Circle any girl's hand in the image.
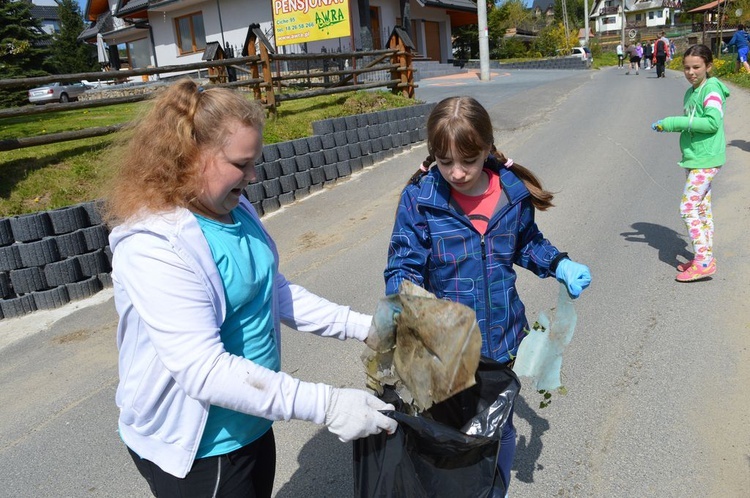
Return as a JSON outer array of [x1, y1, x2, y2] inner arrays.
[[651, 120, 664, 132], [555, 259, 592, 298]]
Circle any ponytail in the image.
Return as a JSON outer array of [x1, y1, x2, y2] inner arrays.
[[491, 146, 555, 211]]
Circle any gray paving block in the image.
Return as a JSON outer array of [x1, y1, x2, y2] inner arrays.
[[81, 225, 109, 252], [309, 166, 326, 185], [312, 119, 334, 135], [263, 178, 282, 197], [0, 294, 36, 318], [279, 174, 296, 193], [44, 257, 84, 287], [356, 114, 368, 128], [97, 273, 112, 289], [254, 164, 267, 182], [346, 129, 358, 143], [33, 286, 70, 310], [323, 163, 339, 181], [320, 134, 336, 149], [0, 272, 11, 299], [263, 161, 282, 179], [307, 135, 323, 152], [279, 157, 297, 175], [310, 151, 325, 168], [277, 142, 295, 159], [278, 191, 295, 206], [10, 266, 49, 294], [245, 182, 265, 203], [0, 244, 22, 272], [262, 144, 280, 162], [65, 275, 103, 301], [294, 171, 312, 189], [10, 212, 53, 243], [331, 117, 347, 132], [48, 205, 89, 234], [333, 131, 347, 147], [18, 237, 61, 268], [0, 218, 13, 247], [79, 200, 104, 226], [55, 230, 88, 258], [336, 161, 352, 177], [74, 249, 110, 277], [261, 197, 281, 214], [291, 138, 309, 155]]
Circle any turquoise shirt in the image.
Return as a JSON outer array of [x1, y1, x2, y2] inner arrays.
[[193, 207, 279, 458]]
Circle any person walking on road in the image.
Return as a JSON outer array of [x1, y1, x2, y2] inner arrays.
[[103, 79, 397, 497], [643, 40, 653, 70], [625, 44, 640, 74], [617, 42, 624, 67], [651, 45, 730, 282], [383, 96, 592, 494], [654, 32, 670, 78], [724, 24, 750, 73]]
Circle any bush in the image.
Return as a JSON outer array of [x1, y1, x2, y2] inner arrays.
[[494, 37, 528, 59]]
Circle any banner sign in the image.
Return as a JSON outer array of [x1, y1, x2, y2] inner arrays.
[[272, 0, 351, 46]]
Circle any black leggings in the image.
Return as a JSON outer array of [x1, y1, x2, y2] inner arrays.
[[128, 429, 276, 498]]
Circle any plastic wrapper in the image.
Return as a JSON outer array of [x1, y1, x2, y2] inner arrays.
[[512, 283, 577, 391], [363, 281, 482, 411], [353, 358, 520, 498]]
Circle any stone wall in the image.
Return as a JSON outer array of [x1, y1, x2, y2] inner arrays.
[[464, 57, 591, 70], [0, 103, 435, 320]]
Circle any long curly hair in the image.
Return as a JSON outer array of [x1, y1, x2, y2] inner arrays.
[[102, 79, 265, 226]]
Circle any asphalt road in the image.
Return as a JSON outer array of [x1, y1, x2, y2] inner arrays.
[[1, 66, 749, 497]]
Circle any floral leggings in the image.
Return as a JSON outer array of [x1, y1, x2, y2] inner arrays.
[[680, 168, 719, 262]]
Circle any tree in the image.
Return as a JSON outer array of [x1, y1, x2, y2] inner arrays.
[[553, 0, 587, 28], [0, 0, 52, 107], [533, 21, 579, 56], [488, 0, 533, 54], [48, 0, 97, 74]]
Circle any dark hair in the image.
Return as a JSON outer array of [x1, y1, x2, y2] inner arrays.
[[408, 96, 554, 211], [739, 24, 745, 31], [683, 44, 713, 65]]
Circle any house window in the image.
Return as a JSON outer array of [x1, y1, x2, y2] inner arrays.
[[649, 11, 654, 20], [175, 12, 206, 55], [657, 11, 663, 18], [635, 14, 642, 21], [603, 16, 616, 24]]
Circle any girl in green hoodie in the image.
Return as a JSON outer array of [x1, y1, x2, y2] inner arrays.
[[651, 44, 730, 282]]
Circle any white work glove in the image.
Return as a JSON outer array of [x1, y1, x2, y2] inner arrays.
[[324, 388, 397, 442]]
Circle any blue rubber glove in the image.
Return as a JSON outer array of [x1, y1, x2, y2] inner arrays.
[[555, 259, 591, 298], [651, 120, 664, 132]]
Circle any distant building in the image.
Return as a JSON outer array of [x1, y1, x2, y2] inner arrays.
[[29, 0, 62, 37], [531, 0, 555, 25]]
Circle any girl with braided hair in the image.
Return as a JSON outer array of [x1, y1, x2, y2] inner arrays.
[[385, 96, 591, 494]]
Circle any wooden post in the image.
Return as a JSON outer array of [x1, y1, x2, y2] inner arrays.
[[260, 43, 276, 116], [245, 34, 262, 101], [389, 28, 414, 99]]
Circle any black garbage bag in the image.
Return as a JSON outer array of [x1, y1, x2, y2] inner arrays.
[[353, 358, 520, 498]]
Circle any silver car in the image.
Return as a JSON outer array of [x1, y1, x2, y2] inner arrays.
[[28, 82, 88, 104]]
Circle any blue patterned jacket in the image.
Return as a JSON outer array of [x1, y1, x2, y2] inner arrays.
[[384, 160, 562, 363]]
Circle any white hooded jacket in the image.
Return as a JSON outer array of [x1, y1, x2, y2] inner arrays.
[[110, 197, 370, 478]]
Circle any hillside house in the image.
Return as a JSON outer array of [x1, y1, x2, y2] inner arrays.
[[77, 0, 477, 76]]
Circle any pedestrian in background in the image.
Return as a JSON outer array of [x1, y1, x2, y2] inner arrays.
[[651, 45, 730, 282], [655, 32, 670, 78], [625, 44, 640, 74], [384, 96, 591, 494], [724, 23, 750, 73], [643, 40, 653, 70], [617, 42, 624, 68], [104, 79, 397, 497]]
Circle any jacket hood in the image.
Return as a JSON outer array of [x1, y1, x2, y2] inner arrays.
[[707, 77, 730, 100]]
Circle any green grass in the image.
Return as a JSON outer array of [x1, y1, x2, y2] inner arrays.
[[0, 90, 417, 217]]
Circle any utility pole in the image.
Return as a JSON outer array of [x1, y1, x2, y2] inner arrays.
[[584, 0, 590, 46], [477, 0, 490, 81], [620, 0, 626, 49]]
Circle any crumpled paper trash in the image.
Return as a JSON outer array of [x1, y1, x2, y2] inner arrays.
[[363, 281, 482, 412], [512, 283, 577, 391]]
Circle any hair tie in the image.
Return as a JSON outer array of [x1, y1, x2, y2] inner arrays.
[[197, 86, 205, 93], [503, 158, 514, 168], [419, 163, 430, 172]]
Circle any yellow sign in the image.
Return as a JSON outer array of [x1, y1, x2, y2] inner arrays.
[[272, 0, 351, 46]]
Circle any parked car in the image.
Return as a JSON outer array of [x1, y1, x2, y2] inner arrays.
[[28, 82, 89, 104], [571, 46, 592, 63]]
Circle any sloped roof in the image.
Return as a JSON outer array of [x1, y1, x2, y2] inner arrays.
[[532, 0, 555, 11], [687, 0, 728, 13], [116, 0, 149, 17], [78, 11, 116, 42], [30, 5, 59, 20], [416, 0, 478, 13]]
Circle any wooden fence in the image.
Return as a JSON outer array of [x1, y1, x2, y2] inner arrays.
[[0, 26, 416, 152]]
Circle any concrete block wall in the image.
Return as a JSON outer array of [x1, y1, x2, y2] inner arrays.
[[0, 102, 436, 320], [465, 57, 590, 70]]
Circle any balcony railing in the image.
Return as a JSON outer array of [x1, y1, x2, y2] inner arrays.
[[600, 6, 619, 15]]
